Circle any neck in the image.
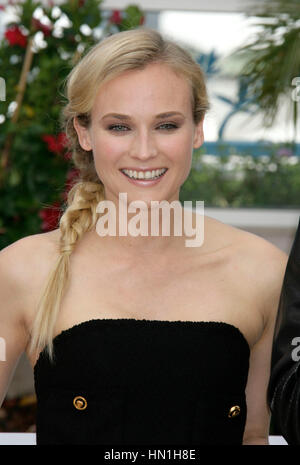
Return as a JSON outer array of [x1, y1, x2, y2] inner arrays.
[[89, 203, 203, 257]]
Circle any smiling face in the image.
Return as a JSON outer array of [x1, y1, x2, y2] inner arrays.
[[73, 62, 204, 207]]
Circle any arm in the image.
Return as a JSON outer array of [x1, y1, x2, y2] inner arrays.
[[267, 219, 300, 445], [0, 240, 31, 407], [242, 244, 288, 445], [243, 314, 278, 444]]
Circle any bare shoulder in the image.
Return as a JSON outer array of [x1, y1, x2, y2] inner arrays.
[[225, 219, 288, 281], [0, 228, 61, 277], [236, 225, 288, 323], [204, 214, 288, 266], [0, 229, 61, 323], [205, 214, 288, 318]]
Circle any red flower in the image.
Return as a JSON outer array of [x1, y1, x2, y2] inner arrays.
[[0, 5, 5, 11], [110, 10, 122, 25], [61, 168, 80, 202], [64, 151, 72, 161], [66, 167, 80, 186], [5, 25, 27, 48], [42, 132, 69, 155], [39, 201, 62, 232], [32, 18, 52, 37]]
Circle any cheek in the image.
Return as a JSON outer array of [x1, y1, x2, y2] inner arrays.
[[160, 132, 194, 163], [169, 133, 194, 182], [91, 134, 127, 165]]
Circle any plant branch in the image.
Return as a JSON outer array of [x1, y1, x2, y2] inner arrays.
[[0, 36, 34, 179]]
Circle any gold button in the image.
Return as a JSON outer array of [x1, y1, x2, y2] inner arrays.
[[228, 405, 241, 418], [73, 396, 87, 410]]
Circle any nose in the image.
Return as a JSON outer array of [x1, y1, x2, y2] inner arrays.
[[129, 128, 158, 160]]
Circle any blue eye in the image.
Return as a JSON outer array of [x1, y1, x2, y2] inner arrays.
[[108, 124, 130, 132], [107, 122, 179, 132], [157, 123, 178, 130]]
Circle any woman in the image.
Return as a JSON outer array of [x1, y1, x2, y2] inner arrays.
[[0, 28, 287, 445]]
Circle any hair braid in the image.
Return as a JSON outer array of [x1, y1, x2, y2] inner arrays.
[[29, 181, 104, 360], [60, 181, 105, 255]]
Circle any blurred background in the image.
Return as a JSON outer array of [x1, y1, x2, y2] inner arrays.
[[0, 0, 299, 435]]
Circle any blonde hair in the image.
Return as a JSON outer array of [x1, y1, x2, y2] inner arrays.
[[29, 27, 210, 360]]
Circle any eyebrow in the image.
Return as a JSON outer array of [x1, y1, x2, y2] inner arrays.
[[101, 111, 185, 120]]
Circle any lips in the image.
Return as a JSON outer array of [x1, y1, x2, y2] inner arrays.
[[121, 168, 167, 180], [120, 168, 168, 186]]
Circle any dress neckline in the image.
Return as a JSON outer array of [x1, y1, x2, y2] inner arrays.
[[33, 318, 250, 372]]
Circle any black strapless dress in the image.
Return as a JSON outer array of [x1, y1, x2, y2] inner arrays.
[[34, 319, 250, 445]]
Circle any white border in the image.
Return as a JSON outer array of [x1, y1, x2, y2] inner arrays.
[[0, 433, 288, 445], [102, 0, 259, 12]]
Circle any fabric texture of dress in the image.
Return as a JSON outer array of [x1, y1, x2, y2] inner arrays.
[[34, 318, 250, 445]]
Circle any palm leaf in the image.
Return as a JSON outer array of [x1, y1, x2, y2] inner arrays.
[[231, 0, 300, 138]]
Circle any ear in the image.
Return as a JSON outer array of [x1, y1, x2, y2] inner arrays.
[[193, 118, 204, 149], [73, 116, 92, 151]]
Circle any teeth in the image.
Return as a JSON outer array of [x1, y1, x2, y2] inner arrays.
[[122, 168, 167, 180]]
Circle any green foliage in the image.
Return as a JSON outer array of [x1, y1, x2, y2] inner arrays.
[[180, 145, 300, 208], [1, 1, 299, 252], [0, 0, 144, 249], [232, 0, 300, 135]]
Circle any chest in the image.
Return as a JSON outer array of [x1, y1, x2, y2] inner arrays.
[[27, 245, 263, 372], [57, 249, 258, 328]]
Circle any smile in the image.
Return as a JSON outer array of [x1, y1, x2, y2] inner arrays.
[[121, 168, 168, 180]]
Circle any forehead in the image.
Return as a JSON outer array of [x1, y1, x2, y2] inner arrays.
[[91, 63, 192, 117]]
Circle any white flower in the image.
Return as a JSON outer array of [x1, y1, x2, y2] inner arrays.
[[7, 101, 17, 117], [93, 27, 104, 41], [52, 6, 62, 19], [259, 155, 270, 163], [268, 163, 277, 172], [287, 156, 299, 166], [80, 24, 92, 36], [201, 154, 219, 166]]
